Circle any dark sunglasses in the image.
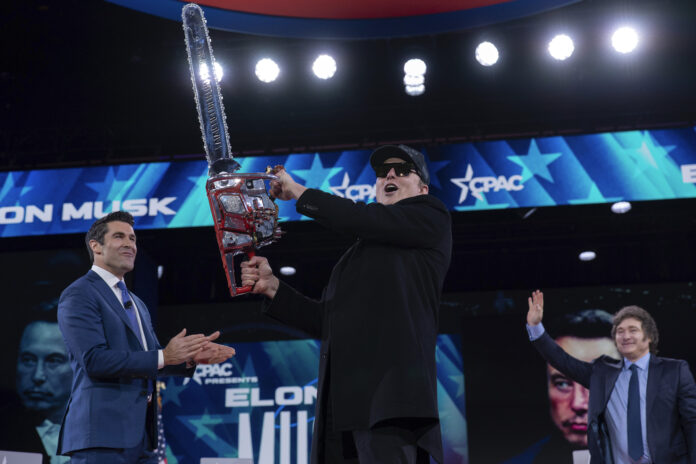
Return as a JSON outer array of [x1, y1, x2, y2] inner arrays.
[[374, 162, 418, 178]]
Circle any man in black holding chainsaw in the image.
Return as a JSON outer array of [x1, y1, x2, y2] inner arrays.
[[241, 145, 452, 463]]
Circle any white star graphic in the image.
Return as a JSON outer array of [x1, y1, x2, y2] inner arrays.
[[329, 172, 350, 197], [450, 165, 482, 202]]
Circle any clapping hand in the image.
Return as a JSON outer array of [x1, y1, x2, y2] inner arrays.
[[163, 329, 209, 366], [193, 339, 236, 364]]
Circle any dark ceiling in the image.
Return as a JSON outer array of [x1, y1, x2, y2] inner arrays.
[[3, 0, 696, 170], [1, 0, 695, 303]]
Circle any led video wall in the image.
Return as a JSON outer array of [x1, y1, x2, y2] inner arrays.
[[2, 126, 696, 238]]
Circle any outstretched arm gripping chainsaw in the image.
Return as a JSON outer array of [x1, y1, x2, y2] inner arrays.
[[183, 3, 281, 296]]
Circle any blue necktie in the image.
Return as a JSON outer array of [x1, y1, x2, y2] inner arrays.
[[116, 281, 139, 337], [627, 364, 644, 461], [116, 280, 153, 394]]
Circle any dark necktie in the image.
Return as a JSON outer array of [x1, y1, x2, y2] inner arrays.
[[627, 364, 644, 461], [116, 281, 139, 336]]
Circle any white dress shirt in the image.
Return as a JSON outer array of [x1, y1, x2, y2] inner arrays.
[[91, 265, 164, 368], [36, 419, 70, 464]]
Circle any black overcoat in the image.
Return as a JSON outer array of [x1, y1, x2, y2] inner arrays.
[[263, 188, 452, 462]]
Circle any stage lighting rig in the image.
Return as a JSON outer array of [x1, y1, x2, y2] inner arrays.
[[611, 201, 632, 214], [612, 27, 639, 54], [548, 34, 575, 61], [312, 54, 337, 79], [403, 58, 426, 96], [475, 41, 499, 66], [280, 266, 297, 276], [255, 58, 280, 83]]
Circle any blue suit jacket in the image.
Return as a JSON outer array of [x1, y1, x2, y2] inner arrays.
[[56, 270, 192, 454], [533, 332, 696, 464]]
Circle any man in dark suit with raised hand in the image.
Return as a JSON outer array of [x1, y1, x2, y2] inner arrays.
[[57, 211, 236, 464], [526, 290, 696, 464]]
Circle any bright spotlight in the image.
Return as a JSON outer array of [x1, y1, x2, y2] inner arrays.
[[405, 84, 425, 96], [611, 201, 632, 214], [404, 58, 427, 76], [279, 266, 296, 276], [403, 58, 426, 96], [475, 41, 499, 66], [255, 58, 280, 83], [403, 74, 425, 86], [548, 34, 575, 61], [579, 251, 597, 262], [612, 27, 639, 54], [312, 54, 337, 79], [200, 61, 223, 83]]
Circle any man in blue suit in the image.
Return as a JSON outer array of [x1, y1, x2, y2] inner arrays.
[[57, 211, 236, 464], [526, 290, 696, 464]]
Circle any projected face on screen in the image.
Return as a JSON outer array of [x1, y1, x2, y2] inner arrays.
[[548, 336, 618, 447], [16, 321, 72, 423]]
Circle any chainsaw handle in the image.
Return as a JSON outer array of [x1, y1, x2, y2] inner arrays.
[[233, 250, 256, 295]]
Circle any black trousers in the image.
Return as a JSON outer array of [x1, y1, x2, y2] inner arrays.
[[317, 359, 431, 463], [321, 421, 431, 464], [316, 353, 434, 463], [353, 421, 432, 464]]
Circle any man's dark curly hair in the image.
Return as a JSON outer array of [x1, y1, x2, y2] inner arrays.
[[85, 211, 135, 263]]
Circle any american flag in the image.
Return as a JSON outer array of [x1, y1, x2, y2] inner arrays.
[[156, 381, 168, 464]]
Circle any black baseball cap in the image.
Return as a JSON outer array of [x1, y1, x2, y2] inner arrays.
[[369, 144, 430, 185]]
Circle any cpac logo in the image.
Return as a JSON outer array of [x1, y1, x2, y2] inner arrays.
[[330, 173, 376, 201], [450, 165, 523, 202], [182, 363, 254, 385]]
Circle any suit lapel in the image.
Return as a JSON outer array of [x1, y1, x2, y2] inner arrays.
[[604, 362, 622, 407], [646, 355, 661, 418], [87, 270, 143, 346]]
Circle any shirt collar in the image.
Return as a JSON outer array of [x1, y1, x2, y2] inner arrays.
[[624, 352, 651, 371], [35, 418, 59, 436], [91, 264, 124, 289]]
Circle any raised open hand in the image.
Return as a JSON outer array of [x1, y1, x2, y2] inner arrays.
[[527, 290, 544, 326]]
